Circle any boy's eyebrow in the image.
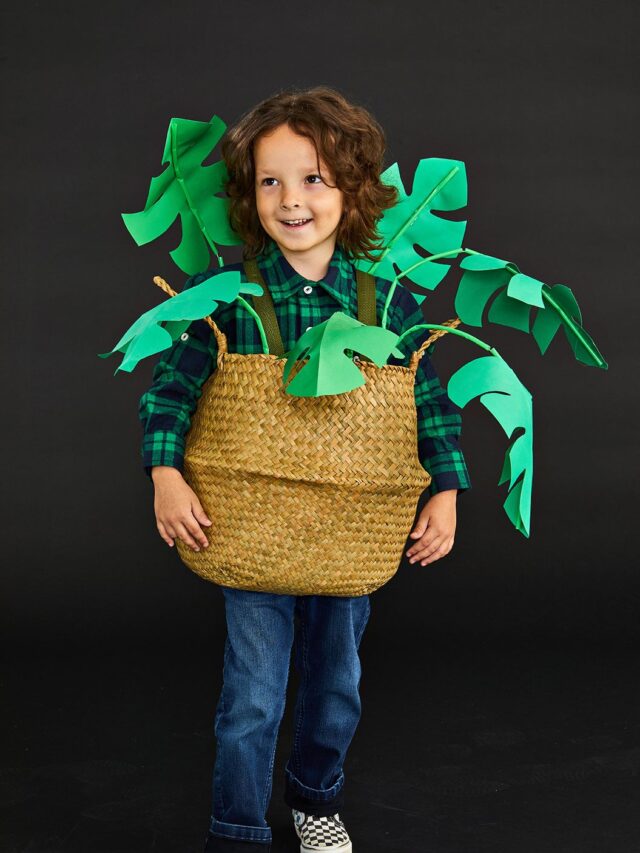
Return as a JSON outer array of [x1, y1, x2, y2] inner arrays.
[[256, 165, 321, 175]]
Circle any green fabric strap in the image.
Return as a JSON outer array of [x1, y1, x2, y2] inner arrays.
[[243, 258, 378, 357]]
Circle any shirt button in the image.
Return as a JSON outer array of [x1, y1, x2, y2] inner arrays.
[[305, 326, 312, 332], [180, 332, 189, 341], [303, 285, 313, 295]]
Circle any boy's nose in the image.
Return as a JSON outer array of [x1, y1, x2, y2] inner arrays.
[[280, 192, 302, 207]]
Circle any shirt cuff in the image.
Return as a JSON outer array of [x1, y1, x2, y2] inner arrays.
[[420, 455, 472, 498], [142, 431, 185, 478]]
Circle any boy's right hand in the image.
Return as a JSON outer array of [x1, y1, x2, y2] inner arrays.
[[151, 466, 212, 552]]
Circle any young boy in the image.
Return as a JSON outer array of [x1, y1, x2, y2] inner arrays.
[[140, 87, 470, 853]]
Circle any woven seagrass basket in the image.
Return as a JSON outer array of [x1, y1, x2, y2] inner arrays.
[[156, 262, 457, 596]]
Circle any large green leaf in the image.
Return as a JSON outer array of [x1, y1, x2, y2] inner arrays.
[[454, 253, 607, 368], [121, 115, 242, 276], [356, 158, 468, 303], [281, 313, 404, 397], [447, 355, 533, 537], [99, 271, 262, 373]]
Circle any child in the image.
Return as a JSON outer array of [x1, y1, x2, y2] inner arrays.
[[139, 86, 471, 853]]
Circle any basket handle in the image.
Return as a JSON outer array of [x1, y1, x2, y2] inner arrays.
[[408, 317, 461, 372], [152, 276, 228, 357]]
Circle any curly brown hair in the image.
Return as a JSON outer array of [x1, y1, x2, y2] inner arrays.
[[220, 85, 398, 262]]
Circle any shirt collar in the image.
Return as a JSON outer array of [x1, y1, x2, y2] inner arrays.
[[255, 236, 356, 313]]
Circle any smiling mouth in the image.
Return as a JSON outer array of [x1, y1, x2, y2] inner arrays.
[[280, 218, 313, 229]]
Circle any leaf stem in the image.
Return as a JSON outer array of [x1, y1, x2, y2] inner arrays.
[[381, 246, 483, 329], [236, 296, 270, 353], [394, 322, 502, 360]]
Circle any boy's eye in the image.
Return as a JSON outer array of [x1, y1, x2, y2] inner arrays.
[[260, 175, 323, 186]]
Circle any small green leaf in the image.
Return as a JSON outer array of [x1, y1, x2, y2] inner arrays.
[[100, 271, 262, 373], [487, 289, 531, 332], [459, 253, 511, 272], [535, 284, 607, 368], [507, 273, 545, 307], [455, 268, 511, 326], [282, 312, 404, 397], [447, 355, 533, 537]]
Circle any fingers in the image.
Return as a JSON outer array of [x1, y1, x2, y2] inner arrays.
[[408, 535, 454, 566], [157, 514, 210, 551], [157, 521, 175, 548], [421, 537, 454, 565], [192, 500, 212, 527], [408, 533, 444, 563], [409, 517, 428, 539], [407, 525, 438, 559]]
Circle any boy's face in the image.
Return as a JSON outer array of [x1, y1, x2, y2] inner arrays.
[[254, 123, 344, 260]]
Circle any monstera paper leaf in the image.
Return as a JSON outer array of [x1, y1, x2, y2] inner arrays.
[[447, 354, 533, 537], [121, 115, 242, 276], [455, 253, 607, 368], [99, 271, 262, 373], [281, 313, 404, 397], [356, 158, 468, 302]]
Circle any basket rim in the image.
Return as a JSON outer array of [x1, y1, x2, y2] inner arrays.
[[217, 350, 416, 375]]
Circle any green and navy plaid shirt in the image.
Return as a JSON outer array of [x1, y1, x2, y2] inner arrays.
[[139, 237, 471, 497]]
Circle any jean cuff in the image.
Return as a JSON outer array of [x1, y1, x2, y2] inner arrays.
[[208, 817, 272, 844], [283, 763, 345, 816]]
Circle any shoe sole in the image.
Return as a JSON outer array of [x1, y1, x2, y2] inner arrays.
[[299, 841, 352, 853]]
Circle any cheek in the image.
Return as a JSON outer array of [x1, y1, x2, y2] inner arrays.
[[254, 192, 273, 220], [314, 191, 343, 219]]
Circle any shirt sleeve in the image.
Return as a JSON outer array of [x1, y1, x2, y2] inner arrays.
[[385, 283, 472, 497], [138, 271, 219, 478]]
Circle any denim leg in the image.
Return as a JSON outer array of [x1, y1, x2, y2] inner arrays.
[[283, 594, 371, 816], [209, 587, 296, 845]]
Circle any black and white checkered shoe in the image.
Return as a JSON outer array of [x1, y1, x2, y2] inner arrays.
[[292, 808, 352, 852]]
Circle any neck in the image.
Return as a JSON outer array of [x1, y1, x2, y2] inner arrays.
[[276, 236, 337, 282]]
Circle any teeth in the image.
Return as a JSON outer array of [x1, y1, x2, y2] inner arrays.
[[283, 219, 310, 224]]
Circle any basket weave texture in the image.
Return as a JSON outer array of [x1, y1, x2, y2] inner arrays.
[[159, 268, 456, 596]]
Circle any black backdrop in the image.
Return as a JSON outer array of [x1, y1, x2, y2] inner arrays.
[[3, 0, 638, 656]]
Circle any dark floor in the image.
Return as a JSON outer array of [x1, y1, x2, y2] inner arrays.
[[3, 640, 639, 853]]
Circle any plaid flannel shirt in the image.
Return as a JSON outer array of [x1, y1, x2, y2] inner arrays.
[[139, 237, 471, 497]]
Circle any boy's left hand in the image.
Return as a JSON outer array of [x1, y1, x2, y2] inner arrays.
[[406, 489, 457, 566]]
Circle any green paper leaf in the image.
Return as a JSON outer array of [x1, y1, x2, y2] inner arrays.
[[99, 271, 262, 373], [357, 158, 468, 302], [454, 253, 607, 369], [459, 252, 512, 272], [447, 355, 533, 537], [455, 254, 518, 327], [487, 289, 531, 332], [507, 273, 545, 307], [455, 268, 511, 326], [121, 115, 242, 275], [533, 284, 606, 367], [282, 312, 404, 397]]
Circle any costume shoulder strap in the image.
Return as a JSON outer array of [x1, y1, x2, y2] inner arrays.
[[355, 268, 378, 364], [244, 258, 285, 357], [355, 268, 378, 327]]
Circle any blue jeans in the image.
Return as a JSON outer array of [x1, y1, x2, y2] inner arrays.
[[207, 586, 371, 848]]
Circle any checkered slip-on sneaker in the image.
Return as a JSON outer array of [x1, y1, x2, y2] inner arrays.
[[292, 808, 352, 852]]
